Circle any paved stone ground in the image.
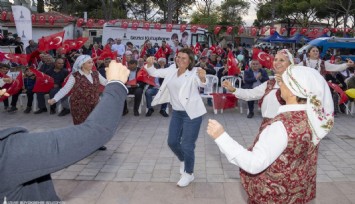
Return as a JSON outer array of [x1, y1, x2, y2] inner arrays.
[[1, 100, 355, 203]]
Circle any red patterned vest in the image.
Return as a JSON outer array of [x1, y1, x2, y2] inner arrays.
[[240, 111, 318, 204], [70, 71, 100, 125], [258, 79, 285, 108]]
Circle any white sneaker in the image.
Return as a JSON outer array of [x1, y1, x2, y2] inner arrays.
[[177, 172, 194, 187], [180, 162, 185, 175]]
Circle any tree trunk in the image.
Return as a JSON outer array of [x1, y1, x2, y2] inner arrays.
[[37, 0, 44, 13], [166, 0, 177, 23]]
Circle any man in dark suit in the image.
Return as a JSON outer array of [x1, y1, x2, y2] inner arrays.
[[0, 61, 130, 202], [243, 59, 269, 118]]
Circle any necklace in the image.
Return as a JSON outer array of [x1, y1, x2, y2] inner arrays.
[[307, 58, 320, 70]]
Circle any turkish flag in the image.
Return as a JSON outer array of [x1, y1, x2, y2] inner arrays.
[[300, 28, 308, 35], [1, 11, 7, 21], [154, 47, 166, 59], [137, 68, 156, 86], [121, 20, 129, 29], [29, 68, 55, 93], [126, 79, 137, 86], [121, 54, 127, 66], [0, 71, 23, 102], [323, 27, 330, 34], [38, 31, 65, 51], [63, 39, 77, 51], [261, 27, 267, 35], [99, 49, 117, 60], [143, 22, 150, 30], [39, 15, 45, 24], [270, 27, 276, 35], [214, 26, 221, 35], [86, 19, 94, 27], [108, 19, 118, 24], [209, 44, 216, 54], [227, 51, 240, 76], [77, 18, 84, 27], [200, 48, 208, 58], [28, 50, 41, 66], [74, 37, 89, 50], [238, 27, 245, 35], [48, 15, 55, 25], [211, 93, 237, 110], [257, 50, 274, 69], [91, 47, 103, 62], [4, 53, 29, 65], [251, 27, 257, 36], [154, 23, 162, 30], [166, 23, 173, 32], [132, 21, 139, 30], [290, 27, 297, 36], [180, 24, 187, 33], [140, 44, 147, 58], [280, 27, 287, 35], [331, 28, 338, 33], [98, 19, 106, 26], [31, 14, 36, 23], [194, 42, 201, 55], [191, 25, 198, 33], [345, 28, 351, 33], [226, 26, 233, 35], [327, 82, 348, 104], [215, 46, 224, 56]]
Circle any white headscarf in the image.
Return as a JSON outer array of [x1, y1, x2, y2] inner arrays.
[[282, 65, 334, 145], [72, 55, 92, 73]]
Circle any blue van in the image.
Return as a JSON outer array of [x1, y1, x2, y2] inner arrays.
[[297, 37, 355, 61]]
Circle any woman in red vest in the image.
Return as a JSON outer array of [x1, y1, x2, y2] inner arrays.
[[207, 65, 334, 203]]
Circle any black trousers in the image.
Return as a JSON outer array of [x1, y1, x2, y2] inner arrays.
[[124, 87, 143, 111]]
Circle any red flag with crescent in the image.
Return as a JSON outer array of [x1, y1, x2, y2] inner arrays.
[[327, 82, 348, 104], [38, 31, 65, 51], [227, 51, 240, 76], [121, 20, 129, 29], [211, 93, 237, 110], [323, 28, 330, 34], [143, 22, 150, 30], [76, 18, 84, 27], [1, 11, 7, 21], [290, 27, 297, 36], [166, 23, 173, 32], [4, 53, 29, 65], [191, 25, 198, 33], [300, 28, 308, 35], [137, 67, 156, 86], [214, 26, 222, 35], [194, 42, 201, 55], [98, 19, 106, 26], [251, 27, 257, 36], [48, 15, 55, 25], [30, 68, 55, 93], [86, 19, 94, 28], [154, 23, 162, 30], [0, 71, 23, 102], [280, 27, 287, 35], [180, 24, 187, 33], [226, 26, 233, 35], [132, 21, 139, 30], [39, 15, 45, 24]]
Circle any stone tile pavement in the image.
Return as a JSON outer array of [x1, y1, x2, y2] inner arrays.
[[1, 102, 355, 203]]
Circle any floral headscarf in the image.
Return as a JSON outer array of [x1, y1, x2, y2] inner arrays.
[[277, 49, 294, 65], [72, 55, 92, 73], [282, 65, 334, 145]]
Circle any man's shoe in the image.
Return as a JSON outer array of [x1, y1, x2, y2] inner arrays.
[[4, 106, 8, 112], [98, 146, 107, 151], [134, 110, 139, 116], [8, 107, 18, 113], [58, 108, 70, 116], [24, 107, 31, 114], [177, 172, 194, 187], [146, 108, 154, 117], [34, 108, 47, 114], [122, 109, 129, 116], [159, 110, 169, 117], [50, 109, 56, 115], [247, 112, 254, 118]]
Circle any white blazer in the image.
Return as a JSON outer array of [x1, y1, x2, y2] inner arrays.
[[145, 64, 207, 119]]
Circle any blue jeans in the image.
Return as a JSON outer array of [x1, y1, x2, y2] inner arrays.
[[145, 87, 167, 110], [168, 110, 203, 174]]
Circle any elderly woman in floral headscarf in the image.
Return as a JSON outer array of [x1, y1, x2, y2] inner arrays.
[[223, 49, 294, 126], [49, 55, 107, 125], [208, 65, 334, 203]]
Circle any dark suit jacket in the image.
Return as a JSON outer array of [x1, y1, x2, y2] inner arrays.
[[0, 82, 127, 201], [243, 68, 269, 89]]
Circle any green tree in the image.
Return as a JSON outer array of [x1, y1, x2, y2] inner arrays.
[[37, 0, 45, 13]]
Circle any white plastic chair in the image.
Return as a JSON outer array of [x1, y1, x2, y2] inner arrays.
[[214, 67, 223, 76], [220, 76, 242, 113], [201, 74, 219, 114]]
